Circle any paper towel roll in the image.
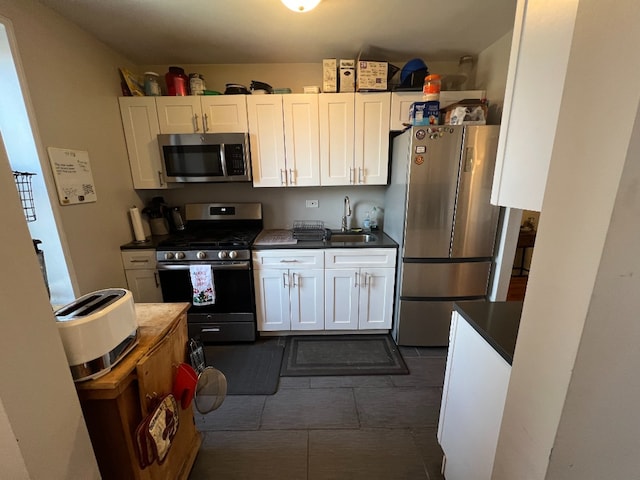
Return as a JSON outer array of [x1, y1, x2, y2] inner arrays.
[[129, 206, 146, 242]]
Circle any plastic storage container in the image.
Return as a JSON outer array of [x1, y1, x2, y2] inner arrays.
[[423, 74, 441, 101], [189, 73, 206, 95], [144, 72, 161, 96], [165, 67, 188, 96]]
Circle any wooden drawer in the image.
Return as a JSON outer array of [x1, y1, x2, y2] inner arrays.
[[121, 249, 157, 270], [325, 248, 397, 268], [252, 249, 324, 269]]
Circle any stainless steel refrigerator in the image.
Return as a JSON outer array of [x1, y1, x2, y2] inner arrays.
[[384, 125, 501, 346]]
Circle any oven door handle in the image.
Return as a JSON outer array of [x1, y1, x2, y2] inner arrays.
[[156, 262, 250, 271]]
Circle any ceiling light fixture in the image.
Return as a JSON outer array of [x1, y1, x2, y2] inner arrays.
[[281, 0, 321, 13]]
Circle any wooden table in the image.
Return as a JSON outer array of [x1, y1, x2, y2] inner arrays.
[[76, 303, 201, 480], [513, 230, 536, 276]]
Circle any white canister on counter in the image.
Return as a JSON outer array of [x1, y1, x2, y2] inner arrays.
[[189, 74, 206, 95]]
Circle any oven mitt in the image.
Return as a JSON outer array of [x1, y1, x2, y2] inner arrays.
[[134, 394, 179, 468]]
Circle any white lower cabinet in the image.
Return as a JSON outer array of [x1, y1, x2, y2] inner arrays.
[[437, 311, 511, 480], [252, 250, 324, 331], [324, 249, 396, 330], [120, 250, 162, 303], [253, 248, 396, 332]]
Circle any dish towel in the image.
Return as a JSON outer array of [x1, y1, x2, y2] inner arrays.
[[190, 265, 216, 306]]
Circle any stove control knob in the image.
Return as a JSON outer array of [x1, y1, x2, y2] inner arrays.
[[175, 251, 185, 260], [228, 250, 238, 259], [218, 251, 228, 259], [164, 252, 175, 260], [196, 251, 207, 260]]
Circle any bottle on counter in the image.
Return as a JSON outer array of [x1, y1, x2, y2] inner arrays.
[[370, 207, 378, 230], [165, 66, 188, 96], [144, 72, 161, 96], [189, 73, 206, 95]]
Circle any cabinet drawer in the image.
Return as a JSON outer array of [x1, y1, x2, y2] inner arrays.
[[325, 248, 397, 268], [121, 249, 157, 270], [252, 249, 324, 269]]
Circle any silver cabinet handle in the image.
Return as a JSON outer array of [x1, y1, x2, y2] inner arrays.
[[292, 272, 298, 287], [363, 272, 369, 286], [283, 272, 289, 288], [349, 167, 355, 184], [203, 113, 209, 132], [289, 168, 294, 185], [359, 167, 364, 184], [354, 271, 359, 287], [279, 259, 299, 263], [130, 259, 149, 263], [157, 170, 164, 186], [153, 272, 160, 288], [280, 169, 286, 185], [193, 113, 200, 132]]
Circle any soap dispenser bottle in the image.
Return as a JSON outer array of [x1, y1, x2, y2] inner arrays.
[[370, 207, 378, 230], [363, 212, 371, 231]]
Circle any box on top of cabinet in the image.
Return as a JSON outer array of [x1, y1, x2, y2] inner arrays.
[[356, 60, 388, 91], [339, 59, 355, 92], [323, 58, 338, 93]]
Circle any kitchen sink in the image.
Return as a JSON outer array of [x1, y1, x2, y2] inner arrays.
[[328, 233, 377, 243]]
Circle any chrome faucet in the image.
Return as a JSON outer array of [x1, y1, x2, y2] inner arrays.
[[341, 196, 351, 232]]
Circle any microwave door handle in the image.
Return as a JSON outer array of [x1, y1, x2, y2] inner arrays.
[[220, 145, 228, 177]]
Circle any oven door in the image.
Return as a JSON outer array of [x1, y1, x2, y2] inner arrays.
[[157, 261, 256, 342]]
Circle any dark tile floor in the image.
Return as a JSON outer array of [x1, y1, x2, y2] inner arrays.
[[189, 345, 447, 480]]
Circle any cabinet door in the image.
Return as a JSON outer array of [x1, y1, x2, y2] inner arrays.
[[254, 269, 290, 331], [437, 311, 511, 480], [490, 0, 578, 210], [324, 268, 359, 330], [124, 269, 163, 303], [282, 94, 320, 186], [156, 96, 203, 133], [354, 92, 391, 185], [247, 95, 287, 187], [118, 97, 166, 189], [289, 269, 324, 330], [319, 93, 355, 185], [390, 92, 423, 131], [358, 267, 394, 329], [200, 96, 248, 133]]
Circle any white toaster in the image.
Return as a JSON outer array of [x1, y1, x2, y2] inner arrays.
[[55, 288, 138, 382]]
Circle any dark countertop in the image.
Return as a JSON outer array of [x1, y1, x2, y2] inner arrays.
[[453, 301, 523, 365], [252, 229, 398, 250], [120, 235, 170, 250]]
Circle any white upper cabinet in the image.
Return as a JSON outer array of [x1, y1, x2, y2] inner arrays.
[[118, 97, 167, 189], [491, 0, 579, 211], [319, 93, 355, 185], [354, 92, 391, 185], [156, 95, 248, 134], [390, 90, 487, 131], [248, 94, 320, 187], [319, 92, 391, 186], [156, 96, 203, 133]]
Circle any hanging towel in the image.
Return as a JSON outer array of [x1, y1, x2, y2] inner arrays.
[[190, 265, 216, 306]]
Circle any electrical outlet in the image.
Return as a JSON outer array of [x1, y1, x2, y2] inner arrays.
[[306, 199, 319, 208]]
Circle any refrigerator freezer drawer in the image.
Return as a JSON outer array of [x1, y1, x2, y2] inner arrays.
[[400, 261, 491, 297]]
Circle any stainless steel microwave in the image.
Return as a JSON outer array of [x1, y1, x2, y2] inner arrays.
[[157, 133, 251, 183]]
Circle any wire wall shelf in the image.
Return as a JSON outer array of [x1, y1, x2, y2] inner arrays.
[[13, 171, 37, 222]]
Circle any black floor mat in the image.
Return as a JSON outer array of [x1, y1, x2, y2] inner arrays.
[[203, 337, 285, 395], [280, 334, 409, 377]]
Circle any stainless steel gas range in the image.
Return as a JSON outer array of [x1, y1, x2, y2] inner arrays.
[[155, 203, 263, 343]]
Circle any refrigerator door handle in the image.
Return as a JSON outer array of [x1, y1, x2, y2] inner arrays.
[[463, 146, 474, 172]]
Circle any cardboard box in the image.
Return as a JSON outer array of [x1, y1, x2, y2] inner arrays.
[[323, 59, 337, 93], [441, 99, 488, 125], [339, 59, 355, 92], [356, 60, 388, 91], [409, 101, 440, 126]]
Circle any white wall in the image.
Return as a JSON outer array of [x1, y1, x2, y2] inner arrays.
[[492, 0, 640, 478], [0, 133, 99, 479], [0, 0, 144, 297], [476, 31, 513, 125]]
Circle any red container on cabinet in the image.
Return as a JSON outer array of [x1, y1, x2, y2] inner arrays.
[[165, 66, 188, 96]]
